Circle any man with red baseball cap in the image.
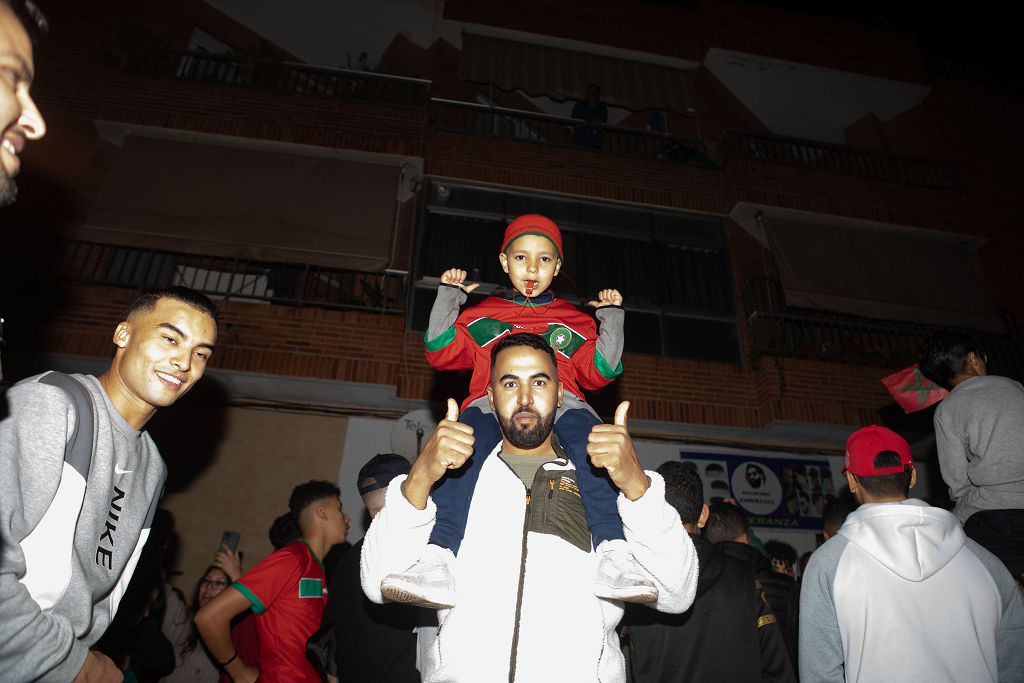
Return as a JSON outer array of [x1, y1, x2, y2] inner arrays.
[[799, 425, 1024, 682]]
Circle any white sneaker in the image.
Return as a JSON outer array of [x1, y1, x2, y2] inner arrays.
[[381, 545, 457, 609], [594, 539, 658, 603]]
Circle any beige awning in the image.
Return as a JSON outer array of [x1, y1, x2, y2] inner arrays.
[[80, 134, 405, 272], [459, 32, 697, 114], [762, 214, 1002, 332]]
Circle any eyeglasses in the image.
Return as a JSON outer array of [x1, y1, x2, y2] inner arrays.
[[200, 579, 229, 590]]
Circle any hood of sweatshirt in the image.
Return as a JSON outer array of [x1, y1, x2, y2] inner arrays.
[[837, 499, 965, 581]]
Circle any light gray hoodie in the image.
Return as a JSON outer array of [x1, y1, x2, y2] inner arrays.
[[799, 499, 1024, 683], [0, 373, 166, 681]]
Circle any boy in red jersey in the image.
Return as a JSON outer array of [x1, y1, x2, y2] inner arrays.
[[196, 481, 350, 683], [381, 214, 655, 607]]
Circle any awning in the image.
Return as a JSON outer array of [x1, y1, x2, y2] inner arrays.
[[730, 203, 1002, 332], [81, 133, 407, 272], [459, 32, 697, 114]]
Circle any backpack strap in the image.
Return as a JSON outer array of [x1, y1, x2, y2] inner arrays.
[[38, 372, 95, 481]]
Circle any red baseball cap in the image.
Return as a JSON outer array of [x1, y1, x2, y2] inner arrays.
[[843, 425, 914, 476], [501, 214, 563, 260]]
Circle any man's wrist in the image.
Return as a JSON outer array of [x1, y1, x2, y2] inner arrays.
[[401, 469, 433, 510], [620, 473, 652, 502]]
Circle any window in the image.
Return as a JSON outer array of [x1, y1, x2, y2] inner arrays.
[[413, 181, 740, 363]]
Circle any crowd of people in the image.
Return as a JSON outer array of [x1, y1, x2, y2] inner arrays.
[[2, 2, 1024, 681]]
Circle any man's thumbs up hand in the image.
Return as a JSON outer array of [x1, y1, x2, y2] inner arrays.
[[587, 401, 650, 501], [402, 399, 475, 510]]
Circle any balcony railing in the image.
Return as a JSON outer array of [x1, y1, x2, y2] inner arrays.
[[723, 130, 964, 192], [124, 49, 432, 109], [744, 277, 1024, 381], [926, 57, 1024, 90], [57, 241, 407, 314], [430, 98, 712, 167]]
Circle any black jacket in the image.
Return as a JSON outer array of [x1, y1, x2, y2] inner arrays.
[[309, 539, 423, 683], [717, 540, 800, 673], [625, 535, 795, 683]]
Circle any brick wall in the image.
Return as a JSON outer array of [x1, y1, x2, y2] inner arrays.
[[14, 0, 1024, 432]]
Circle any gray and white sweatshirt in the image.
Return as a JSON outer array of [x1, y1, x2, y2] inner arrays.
[[933, 375, 1024, 522], [0, 372, 166, 681], [799, 499, 1024, 683]]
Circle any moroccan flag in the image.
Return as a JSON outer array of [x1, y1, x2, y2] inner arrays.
[[882, 364, 949, 413]]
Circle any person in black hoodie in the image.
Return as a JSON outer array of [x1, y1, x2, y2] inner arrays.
[[625, 462, 794, 683], [704, 501, 800, 675]]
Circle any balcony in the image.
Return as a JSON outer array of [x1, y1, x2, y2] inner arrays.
[[744, 277, 1024, 381], [925, 58, 1024, 90], [429, 98, 713, 168], [57, 241, 407, 314], [123, 49, 432, 109], [723, 130, 964, 192]]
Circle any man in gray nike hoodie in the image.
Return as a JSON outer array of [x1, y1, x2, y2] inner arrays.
[[0, 287, 219, 682], [799, 425, 1024, 683]]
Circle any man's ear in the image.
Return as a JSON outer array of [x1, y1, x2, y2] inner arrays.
[[697, 503, 710, 529], [499, 252, 509, 274], [554, 258, 562, 276], [845, 471, 858, 495], [112, 321, 130, 349], [557, 381, 564, 408], [910, 467, 917, 490], [486, 384, 495, 412]]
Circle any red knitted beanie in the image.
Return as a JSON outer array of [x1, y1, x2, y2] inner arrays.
[[501, 214, 563, 260]]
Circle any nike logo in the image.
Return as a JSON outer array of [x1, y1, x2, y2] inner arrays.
[[114, 464, 133, 475]]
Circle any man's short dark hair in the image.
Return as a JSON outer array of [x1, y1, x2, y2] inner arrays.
[[918, 330, 979, 390], [822, 499, 850, 537], [268, 511, 301, 549], [657, 460, 703, 526], [288, 480, 341, 516], [122, 286, 222, 325], [490, 332, 556, 371], [3, 0, 48, 41], [765, 540, 797, 569], [704, 502, 750, 544], [853, 451, 913, 499]]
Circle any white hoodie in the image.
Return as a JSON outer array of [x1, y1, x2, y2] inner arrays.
[[361, 446, 698, 682], [799, 499, 1024, 683]]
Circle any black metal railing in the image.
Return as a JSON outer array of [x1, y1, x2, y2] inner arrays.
[[723, 130, 963, 191], [744, 277, 1024, 380], [57, 241, 407, 314], [925, 57, 1024, 90], [125, 49, 432, 109], [430, 98, 710, 166]]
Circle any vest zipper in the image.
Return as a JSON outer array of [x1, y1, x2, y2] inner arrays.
[[508, 492, 531, 682]]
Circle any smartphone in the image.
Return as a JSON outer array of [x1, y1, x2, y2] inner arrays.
[[218, 530, 241, 555]]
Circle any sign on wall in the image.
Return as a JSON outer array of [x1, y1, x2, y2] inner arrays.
[[681, 451, 839, 530]]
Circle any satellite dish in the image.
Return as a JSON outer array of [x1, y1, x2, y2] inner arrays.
[[390, 409, 437, 460]]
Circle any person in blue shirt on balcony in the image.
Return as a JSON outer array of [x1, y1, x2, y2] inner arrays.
[[571, 83, 607, 149]]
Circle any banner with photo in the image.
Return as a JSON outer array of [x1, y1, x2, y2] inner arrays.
[[681, 451, 838, 530]]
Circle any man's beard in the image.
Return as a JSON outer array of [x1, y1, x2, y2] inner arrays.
[[497, 406, 556, 450], [0, 170, 16, 207]]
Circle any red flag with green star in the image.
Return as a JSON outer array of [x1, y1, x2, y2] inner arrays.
[[881, 364, 949, 413]]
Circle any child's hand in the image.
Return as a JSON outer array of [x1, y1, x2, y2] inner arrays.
[[587, 289, 623, 308], [441, 268, 480, 294]]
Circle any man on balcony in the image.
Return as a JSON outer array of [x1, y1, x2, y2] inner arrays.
[[572, 83, 607, 149]]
